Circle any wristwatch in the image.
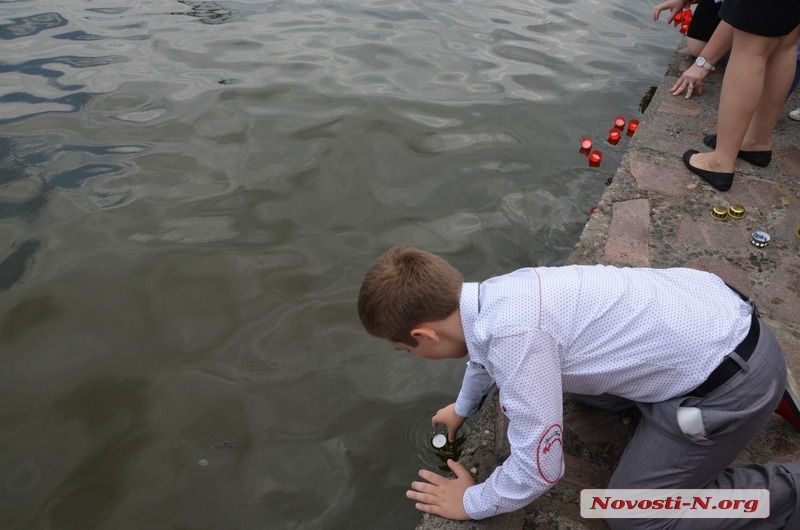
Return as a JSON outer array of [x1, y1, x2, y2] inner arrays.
[[695, 57, 715, 71]]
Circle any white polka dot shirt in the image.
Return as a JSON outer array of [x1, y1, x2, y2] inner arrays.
[[455, 264, 752, 520]]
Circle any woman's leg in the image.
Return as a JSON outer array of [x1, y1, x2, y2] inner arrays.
[[742, 26, 800, 150], [687, 28, 779, 173]]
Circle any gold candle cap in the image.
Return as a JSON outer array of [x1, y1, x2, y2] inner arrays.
[[728, 204, 745, 219], [711, 205, 728, 221]]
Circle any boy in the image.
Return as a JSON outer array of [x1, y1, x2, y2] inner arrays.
[[357, 246, 800, 529]]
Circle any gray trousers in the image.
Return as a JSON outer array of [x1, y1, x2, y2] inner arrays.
[[573, 317, 800, 530]]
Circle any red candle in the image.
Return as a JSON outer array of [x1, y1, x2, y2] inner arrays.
[[614, 116, 625, 129], [589, 150, 602, 164], [680, 23, 689, 34], [627, 119, 640, 134], [608, 128, 621, 142], [580, 137, 592, 151]]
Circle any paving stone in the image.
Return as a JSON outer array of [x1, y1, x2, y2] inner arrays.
[[656, 97, 701, 117], [724, 178, 780, 209], [603, 199, 650, 267], [682, 257, 751, 296], [628, 155, 690, 198], [764, 255, 800, 325], [774, 146, 800, 181], [675, 217, 750, 248]]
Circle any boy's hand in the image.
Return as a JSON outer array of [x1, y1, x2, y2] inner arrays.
[[407, 459, 474, 520], [432, 403, 465, 442]]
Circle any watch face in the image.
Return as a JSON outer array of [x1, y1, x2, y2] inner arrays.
[[695, 57, 713, 70]]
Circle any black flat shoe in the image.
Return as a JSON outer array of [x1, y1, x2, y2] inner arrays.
[[683, 149, 734, 192], [703, 134, 771, 167]]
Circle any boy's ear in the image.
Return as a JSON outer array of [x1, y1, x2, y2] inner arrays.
[[410, 326, 439, 343]]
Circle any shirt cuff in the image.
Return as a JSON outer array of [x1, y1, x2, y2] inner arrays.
[[463, 483, 498, 520], [454, 399, 475, 418]]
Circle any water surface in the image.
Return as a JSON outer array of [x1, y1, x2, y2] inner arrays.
[[0, 1, 681, 528]]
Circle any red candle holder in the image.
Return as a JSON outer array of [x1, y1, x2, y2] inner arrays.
[[614, 116, 625, 129], [680, 22, 689, 34], [589, 150, 602, 166], [679, 4, 692, 27], [627, 119, 639, 136], [580, 137, 592, 154], [608, 128, 621, 144]]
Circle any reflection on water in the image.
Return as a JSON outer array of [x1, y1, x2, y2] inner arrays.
[[0, 0, 681, 528], [0, 12, 68, 40], [175, 1, 237, 25]]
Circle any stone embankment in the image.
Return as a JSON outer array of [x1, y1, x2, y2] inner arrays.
[[416, 39, 800, 530]]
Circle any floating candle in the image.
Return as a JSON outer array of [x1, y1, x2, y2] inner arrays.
[[608, 128, 621, 142], [614, 116, 625, 129], [581, 137, 592, 151], [431, 434, 447, 449], [627, 119, 639, 134], [589, 150, 602, 164]]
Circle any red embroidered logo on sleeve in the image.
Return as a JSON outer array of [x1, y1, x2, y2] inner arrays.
[[536, 424, 564, 484]]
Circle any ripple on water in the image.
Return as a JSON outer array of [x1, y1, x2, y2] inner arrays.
[[402, 410, 472, 473]]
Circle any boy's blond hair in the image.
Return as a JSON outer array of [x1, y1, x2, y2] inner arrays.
[[357, 246, 463, 346]]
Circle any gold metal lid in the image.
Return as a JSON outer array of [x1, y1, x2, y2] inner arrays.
[[711, 206, 727, 221], [728, 204, 745, 219]]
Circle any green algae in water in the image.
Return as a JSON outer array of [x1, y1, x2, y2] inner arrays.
[[640, 86, 657, 113]]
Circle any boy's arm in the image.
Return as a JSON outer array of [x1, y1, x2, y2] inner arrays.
[[462, 329, 564, 519], [454, 360, 495, 417], [430, 361, 494, 443], [409, 361, 494, 517]]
